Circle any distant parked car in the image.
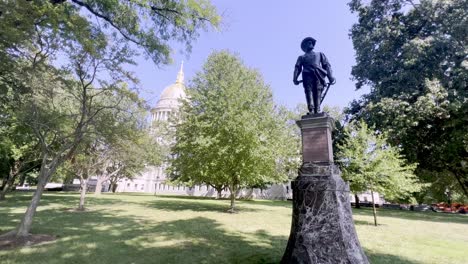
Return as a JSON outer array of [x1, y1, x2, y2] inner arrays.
[[16, 184, 30, 190], [44, 183, 63, 191]]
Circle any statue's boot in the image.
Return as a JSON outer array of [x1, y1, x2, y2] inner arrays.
[[307, 104, 313, 114]]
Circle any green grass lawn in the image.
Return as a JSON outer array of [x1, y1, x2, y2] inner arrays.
[[0, 192, 467, 264]]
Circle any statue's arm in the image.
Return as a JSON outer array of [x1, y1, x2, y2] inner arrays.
[[293, 56, 302, 85], [320, 53, 335, 84]]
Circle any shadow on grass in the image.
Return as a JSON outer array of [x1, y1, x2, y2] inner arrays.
[[366, 252, 422, 264], [352, 207, 468, 225], [0, 205, 287, 264], [353, 219, 376, 226], [241, 199, 292, 209], [1, 191, 128, 206], [143, 194, 292, 212], [154, 194, 226, 200], [151, 194, 293, 208], [142, 198, 260, 213]]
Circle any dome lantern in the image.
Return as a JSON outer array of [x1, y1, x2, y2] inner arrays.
[[152, 62, 187, 114]]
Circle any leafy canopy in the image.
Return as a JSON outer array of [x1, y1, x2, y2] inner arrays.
[[347, 0, 468, 198], [0, 0, 220, 65], [169, 51, 296, 203], [0, 0, 220, 235], [337, 120, 421, 202]]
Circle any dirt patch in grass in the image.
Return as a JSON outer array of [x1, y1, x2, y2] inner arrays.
[[0, 233, 56, 251]]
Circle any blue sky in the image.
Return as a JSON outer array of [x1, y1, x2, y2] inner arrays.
[[133, 1, 369, 110]]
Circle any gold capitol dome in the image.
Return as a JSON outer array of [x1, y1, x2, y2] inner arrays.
[[151, 62, 187, 122]]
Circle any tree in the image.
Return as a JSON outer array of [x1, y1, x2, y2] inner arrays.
[[347, 0, 468, 200], [0, 48, 41, 201], [0, 139, 40, 201], [336, 120, 421, 225], [0, 0, 219, 238], [94, 133, 162, 195], [69, 145, 104, 211], [15, 47, 147, 236], [0, 0, 220, 65], [170, 51, 293, 212], [276, 106, 302, 182]]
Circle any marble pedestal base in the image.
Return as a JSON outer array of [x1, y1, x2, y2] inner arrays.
[[281, 164, 369, 264]]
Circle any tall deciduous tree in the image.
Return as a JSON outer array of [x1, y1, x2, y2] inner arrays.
[[13, 46, 145, 237], [347, 0, 468, 199], [170, 51, 294, 212], [0, 0, 219, 238], [336, 120, 421, 225]]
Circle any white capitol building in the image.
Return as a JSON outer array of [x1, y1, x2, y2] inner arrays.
[[114, 64, 382, 203]]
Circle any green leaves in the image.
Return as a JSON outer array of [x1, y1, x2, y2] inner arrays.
[[170, 51, 297, 196], [0, 0, 220, 233], [337, 120, 420, 202], [65, 0, 220, 64], [348, 0, 468, 199]]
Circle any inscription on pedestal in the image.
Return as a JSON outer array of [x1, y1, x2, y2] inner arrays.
[[302, 128, 330, 163], [297, 115, 334, 164]]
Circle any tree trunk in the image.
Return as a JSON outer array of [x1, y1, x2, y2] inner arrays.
[[354, 194, 361, 209], [19, 171, 27, 186], [0, 161, 21, 201], [228, 184, 237, 213], [1, 175, 8, 191], [16, 156, 59, 237], [0, 175, 15, 201], [453, 171, 468, 198], [215, 186, 223, 199], [111, 182, 118, 193], [78, 178, 87, 211], [94, 177, 105, 195], [370, 189, 377, 227], [108, 173, 121, 193]]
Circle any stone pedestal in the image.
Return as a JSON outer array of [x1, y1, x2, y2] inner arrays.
[[281, 114, 369, 264], [297, 113, 335, 163]]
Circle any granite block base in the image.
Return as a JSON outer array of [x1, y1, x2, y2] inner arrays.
[[281, 166, 369, 264]]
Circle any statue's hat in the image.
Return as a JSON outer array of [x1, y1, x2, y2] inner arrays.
[[301, 37, 316, 52]]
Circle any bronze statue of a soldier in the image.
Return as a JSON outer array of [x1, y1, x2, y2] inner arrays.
[[293, 37, 335, 114]]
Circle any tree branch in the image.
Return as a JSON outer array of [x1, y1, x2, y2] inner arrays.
[[69, 0, 143, 46]]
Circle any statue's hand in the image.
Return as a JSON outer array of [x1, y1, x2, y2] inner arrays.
[[293, 80, 300, 85], [329, 77, 336, 85]]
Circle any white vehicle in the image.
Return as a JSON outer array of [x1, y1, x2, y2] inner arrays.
[[15, 184, 30, 190], [44, 183, 63, 190]]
